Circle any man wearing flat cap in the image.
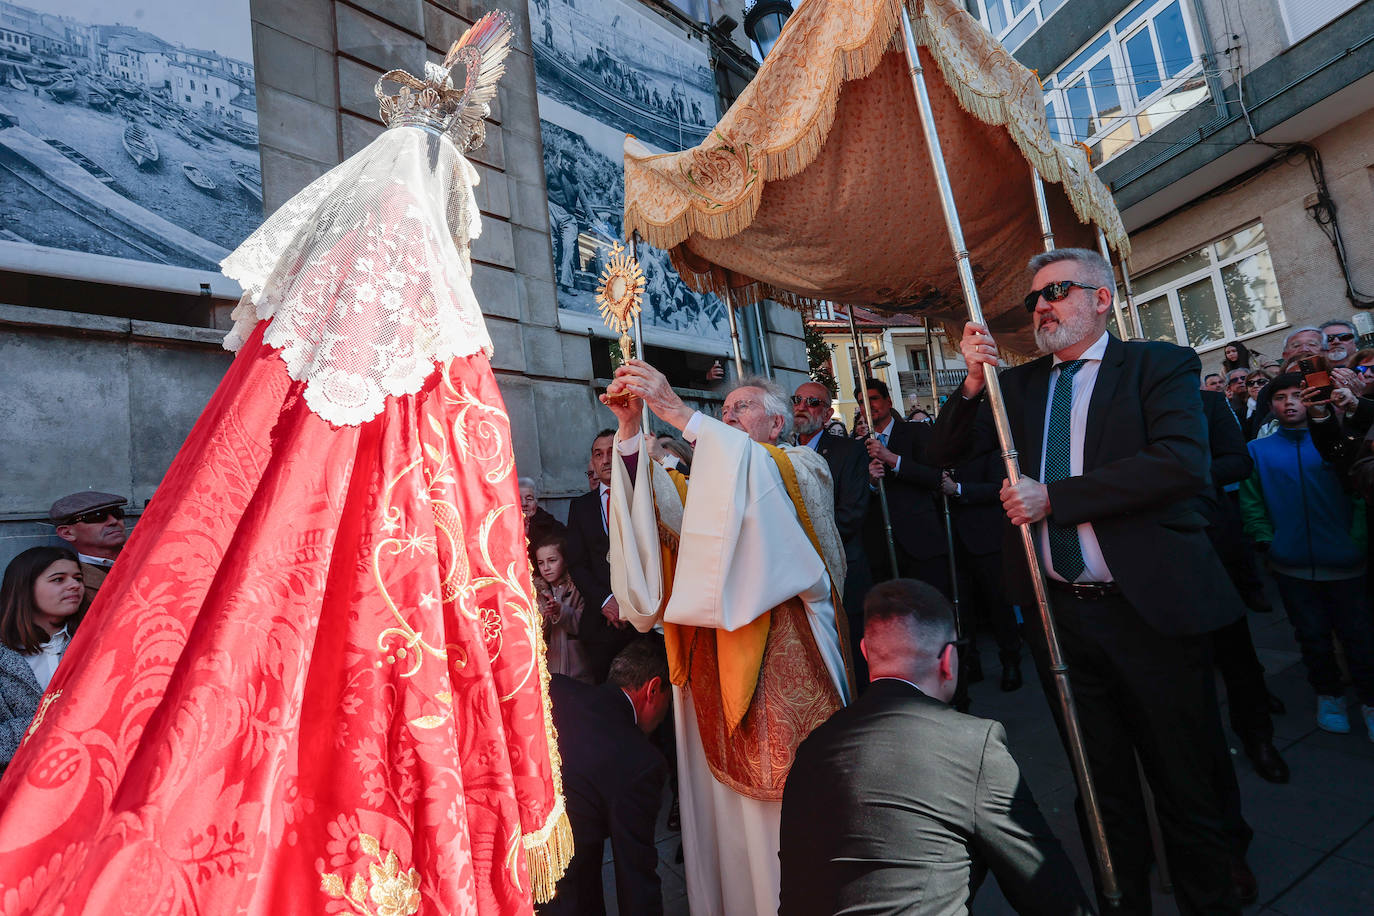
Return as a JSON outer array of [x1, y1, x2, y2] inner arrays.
[[50, 491, 128, 612]]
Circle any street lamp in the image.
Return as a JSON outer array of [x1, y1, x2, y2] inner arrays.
[[743, 0, 793, 59]]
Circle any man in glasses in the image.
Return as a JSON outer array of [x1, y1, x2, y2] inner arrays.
[[1320, 319, 1358, 368], [930, 248, 1249, 914], [50, 491, 129, 613], [601, 361, 852, 915], [794, 381, 872, 684]]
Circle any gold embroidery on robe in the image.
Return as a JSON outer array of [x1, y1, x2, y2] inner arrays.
[[659, 445, 854, 801]]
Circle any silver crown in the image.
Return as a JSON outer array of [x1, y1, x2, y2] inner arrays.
[[374, 11, 514, 152]]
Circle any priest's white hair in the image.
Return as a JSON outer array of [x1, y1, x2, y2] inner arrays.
[[729, 375, 793, 442]]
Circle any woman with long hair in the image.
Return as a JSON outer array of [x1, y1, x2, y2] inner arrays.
[[1223, 340, 1253, 373], [0, 546, 83, 770]]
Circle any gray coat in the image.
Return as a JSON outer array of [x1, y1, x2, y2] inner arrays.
[[0, 644, 44, 771]]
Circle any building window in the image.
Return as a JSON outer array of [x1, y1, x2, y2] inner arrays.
[[1041, 0, 1209, 166], [973, 0, 1067, 50], [1129, 224, 1286, 350]]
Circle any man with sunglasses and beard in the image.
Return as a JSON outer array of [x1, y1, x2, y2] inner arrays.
[[50, 491, 129, 613], [929, 248, 1249, 915]]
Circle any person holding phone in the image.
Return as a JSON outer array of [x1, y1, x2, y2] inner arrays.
[[1241, 373, 1374, 738]]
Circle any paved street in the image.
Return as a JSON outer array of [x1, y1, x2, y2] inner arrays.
[[595, 599, 1374, 915]]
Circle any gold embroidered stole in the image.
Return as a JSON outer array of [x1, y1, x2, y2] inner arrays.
[[659, 446, 854, 801]]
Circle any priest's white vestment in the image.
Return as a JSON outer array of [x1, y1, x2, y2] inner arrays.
[[608, 413, 851, 916]]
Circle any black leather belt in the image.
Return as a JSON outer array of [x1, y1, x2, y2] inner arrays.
[[1048, 579, 1121, 600]]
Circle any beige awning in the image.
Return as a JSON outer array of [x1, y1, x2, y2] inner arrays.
[[623, 0, 1128, 354]]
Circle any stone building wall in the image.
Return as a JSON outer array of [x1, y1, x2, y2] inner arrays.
[[0, 0, 808, 568]]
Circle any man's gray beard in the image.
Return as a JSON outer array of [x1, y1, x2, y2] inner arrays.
[[1034, 308, 1099, 353], [793, 416, 824, 439]]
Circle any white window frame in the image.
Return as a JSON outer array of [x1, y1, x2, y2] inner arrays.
[[975, 0, 1063, 50], [1130, 224, 1288, 353], [1042, 0, 1209, 166]]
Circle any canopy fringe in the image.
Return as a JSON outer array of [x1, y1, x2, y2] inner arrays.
[[625, 0, 1129, 281]]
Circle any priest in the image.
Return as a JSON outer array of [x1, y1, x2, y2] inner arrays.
[[601, 359, 853, 916]]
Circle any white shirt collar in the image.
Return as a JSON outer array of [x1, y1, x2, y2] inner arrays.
[[597, 481, 610, 497], [39, 626, 70, 656], [620, 689, 638, 725], [77, 553, 115, 569], [873, 675, 924, 694], [876, 416, 896, 438], [1052, 331, 1110, 367]]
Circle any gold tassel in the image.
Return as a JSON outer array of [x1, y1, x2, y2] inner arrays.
[[524, 807, 574, 905]]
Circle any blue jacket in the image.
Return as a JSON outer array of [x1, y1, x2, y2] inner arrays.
[[1240, 426, 1366, 579]]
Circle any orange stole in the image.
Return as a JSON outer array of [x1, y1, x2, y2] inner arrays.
[[658, 447, 852, 801]]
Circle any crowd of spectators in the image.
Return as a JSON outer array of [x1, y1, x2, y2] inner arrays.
[[11, 311, 1374, 912]]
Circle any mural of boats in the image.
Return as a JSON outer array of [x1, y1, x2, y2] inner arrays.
[[122, 123, 159, 168], [48, 74, 77, 100], [172, 123, 201, 148], [181, 162, 217, 193], [535, 48, 709, 152], [231, 160, 261, 202]]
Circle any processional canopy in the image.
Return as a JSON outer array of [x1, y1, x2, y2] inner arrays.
[[622, 0, 1129, 355]]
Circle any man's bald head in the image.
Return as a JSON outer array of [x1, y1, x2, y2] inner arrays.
[[861, 579, 959, 702]]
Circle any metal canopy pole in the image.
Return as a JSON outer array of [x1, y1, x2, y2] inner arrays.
[[754, 303, 774, 377], [898, 8, 1120, 905], [722, 286, 747, 378], [844, 304, 900, 579], [1031, 170, 1056, 252], [1097, 229, 1131, 338], [925, 321, 962, 639], [1119, 255, 1145, 340], [629, 232, 653, 433]]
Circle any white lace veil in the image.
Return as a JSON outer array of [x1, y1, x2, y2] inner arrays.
[[221, 127, 488, 426], [219, 13, 512, 427]]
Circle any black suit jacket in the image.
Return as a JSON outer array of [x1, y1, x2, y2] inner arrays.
[[564, 488, 631, 681], [867, 418, 947, 562], [814, 432, 871, 546], [779, 678, 1091, 916], [544, 676, 666, 916], [948, 447, 1006, 558], [930, 335, 1244, 635]]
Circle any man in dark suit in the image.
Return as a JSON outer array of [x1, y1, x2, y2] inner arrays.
[[793, 380, 873, 684], [945, 448, 1023, 691], [930, 248, 1246, 914], [543, 637, 671, 916], [861, 378, 950, 595], [565, 428, 635, 681], [779, 579, 1090, 916]]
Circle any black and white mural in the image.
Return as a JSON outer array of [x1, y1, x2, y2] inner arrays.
[[0, 0, 260, 291], [530, 0, 731, 351]]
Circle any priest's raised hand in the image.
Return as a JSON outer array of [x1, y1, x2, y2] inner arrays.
[[607, 359, 694, 431]]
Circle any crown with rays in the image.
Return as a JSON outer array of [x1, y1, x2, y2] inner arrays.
[[374, 11, 514, 151]]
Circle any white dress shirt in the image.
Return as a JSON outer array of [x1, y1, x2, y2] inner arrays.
[[77, 553, 114, 569], [1037, 331, 1114, 584], [800, 430, 823, 450], [26, 626, 70, 692]]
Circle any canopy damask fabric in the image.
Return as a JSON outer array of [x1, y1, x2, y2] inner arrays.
[[623, 0, 1129, 354]]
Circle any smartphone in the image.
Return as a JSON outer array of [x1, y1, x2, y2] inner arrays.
[[1298, 357, 1333, 400]]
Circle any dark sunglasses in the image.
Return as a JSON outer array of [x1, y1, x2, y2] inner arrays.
[[68, 507, 124, 525], [1326, 332, 1356, 343], [791, 395, 825, 408], [1023, 280, 1101, 313], [1245, 378, 1268, 388]]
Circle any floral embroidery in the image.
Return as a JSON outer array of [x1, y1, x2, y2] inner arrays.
[[320, 832, 422, 916]]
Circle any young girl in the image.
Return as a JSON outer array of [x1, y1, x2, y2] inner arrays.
[[1, 546, 85, 771], [530, 532, 593, 683]]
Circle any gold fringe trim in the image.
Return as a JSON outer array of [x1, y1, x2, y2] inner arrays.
[[523, 800, 574, 905], [625, 0, 1129, 316]]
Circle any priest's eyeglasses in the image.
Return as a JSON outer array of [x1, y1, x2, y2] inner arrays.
[[1023, 280, 1101, 313], [791, 395, 825, 408], [721, 399, 761, 418]]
